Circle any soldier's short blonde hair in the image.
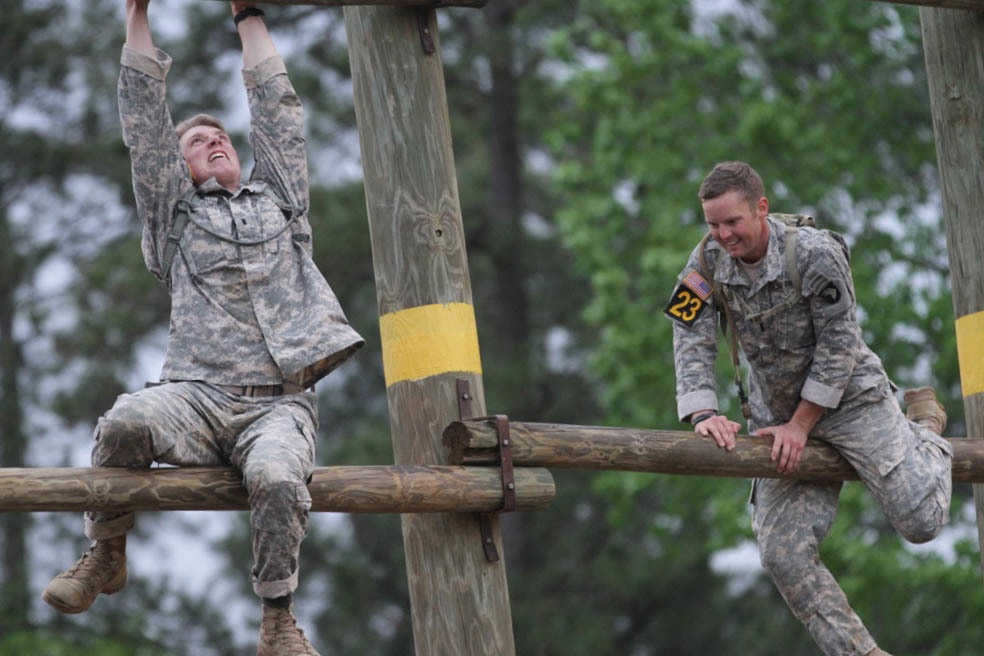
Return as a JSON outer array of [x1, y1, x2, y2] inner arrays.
[[698, 161, 765, 207], [175, 113, 228, 142]]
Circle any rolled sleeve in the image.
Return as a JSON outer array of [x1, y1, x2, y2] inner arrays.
[[800, 376, 844, 409], [242, 55, 289, 90], [677, 389, 720, 423], [121, 45, 171, 81]]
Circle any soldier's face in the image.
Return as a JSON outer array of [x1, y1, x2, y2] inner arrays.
[[702, 191, 770, 263], [180, 125, 242, 192]]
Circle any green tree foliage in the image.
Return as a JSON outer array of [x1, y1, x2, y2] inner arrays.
[[0, 0, 137, 637]]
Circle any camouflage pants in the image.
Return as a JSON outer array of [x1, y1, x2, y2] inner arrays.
[[83, 381, 319, 599], [751, 395, 952, 656]]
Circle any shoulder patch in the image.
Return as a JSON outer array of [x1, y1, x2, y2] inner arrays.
[[803, 268, 851, 318], [664, 270, 712, 327], [817, 281, 842, 305], [682, 270, 713, 300]]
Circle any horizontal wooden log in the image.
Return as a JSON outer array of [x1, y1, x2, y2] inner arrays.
[[879, 0, 984, 9], [443, 419, 984, 483], [0, 465, 554, 514]]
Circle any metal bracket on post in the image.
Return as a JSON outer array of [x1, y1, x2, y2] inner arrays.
[[456, 378, 515, 562], [493, 415, 516, 513], [416, 7, 436, 55], [456, 377, 474, 420]]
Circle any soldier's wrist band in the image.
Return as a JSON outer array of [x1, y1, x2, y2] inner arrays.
[[234, 6, 265, 26], [691, 411, 718, 426]]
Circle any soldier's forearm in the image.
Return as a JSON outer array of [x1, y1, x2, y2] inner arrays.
[[124, 1, 155, 57]]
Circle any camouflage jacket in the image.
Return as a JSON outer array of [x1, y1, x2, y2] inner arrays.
[[671, 217, 892, 431], [119, 46, 363, 389]]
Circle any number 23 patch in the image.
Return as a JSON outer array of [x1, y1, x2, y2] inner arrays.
[[664, 270, 713, 327]]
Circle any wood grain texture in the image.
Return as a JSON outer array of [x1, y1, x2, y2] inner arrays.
[[346, 5, 515, 654], [445, 419, 984, 482], [920, 5, 984, 573], [885, 0, 984, 8], [922, 8, 984, 319], [0, 465, 554, 513]]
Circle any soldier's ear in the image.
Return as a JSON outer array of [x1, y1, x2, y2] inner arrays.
[[756, 195, 769, 218]]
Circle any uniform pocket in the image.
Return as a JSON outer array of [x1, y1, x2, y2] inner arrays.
[[185, 205, 240, 271]]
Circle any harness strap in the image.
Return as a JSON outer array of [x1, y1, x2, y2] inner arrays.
[[161, 188, 300, 289], [698, 234, 751, 420], [785, 224, 800, 294], [180, 204, 298, 246], [161, 191, 198, 288]]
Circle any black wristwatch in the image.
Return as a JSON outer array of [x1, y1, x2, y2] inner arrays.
[[690, 410, 718, 426], [234, 6, 265, 26]]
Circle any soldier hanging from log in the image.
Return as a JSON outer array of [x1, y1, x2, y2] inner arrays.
[[42, 2, 364, 654]]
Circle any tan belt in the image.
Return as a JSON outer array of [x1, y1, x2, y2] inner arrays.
[[218, 383, 304, 397]]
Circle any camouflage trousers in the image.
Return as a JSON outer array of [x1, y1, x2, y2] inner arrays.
[[751, 394, 952, 656], [84, 381, 319, 599]]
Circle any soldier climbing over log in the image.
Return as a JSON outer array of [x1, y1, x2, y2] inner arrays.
[[42, 2, 364, 654], [666, 160, 952, 656]]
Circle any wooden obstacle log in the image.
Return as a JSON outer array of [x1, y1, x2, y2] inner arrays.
[[880, 0, 984, 10], [0, 465, 554, 514], [443, 419, 984, 483]]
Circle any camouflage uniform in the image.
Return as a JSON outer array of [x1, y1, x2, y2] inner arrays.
[[85, 46, 364, 599], [671, 217, 951, 656]]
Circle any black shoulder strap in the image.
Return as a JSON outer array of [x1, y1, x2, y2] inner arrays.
[[160, 186, 306, 288], [161, 188, 201, 286], [696, 233, 750, 420]]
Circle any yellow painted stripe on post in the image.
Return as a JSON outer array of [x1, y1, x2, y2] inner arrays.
[[379, 303, 482, 386], [956, 310, 984, 397]]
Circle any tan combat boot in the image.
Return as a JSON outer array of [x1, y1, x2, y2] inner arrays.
[[257, 604, 320, 656], [904, 386, 947, 436], [42, 535, 127, 614]]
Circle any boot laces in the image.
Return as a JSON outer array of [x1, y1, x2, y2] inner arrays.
[[263, 607, 317, 654], [65, 544, 113, 578]]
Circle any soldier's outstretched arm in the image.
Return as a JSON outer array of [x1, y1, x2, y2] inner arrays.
[[232, 2, 279, 68], [124, 0, 154, 57]]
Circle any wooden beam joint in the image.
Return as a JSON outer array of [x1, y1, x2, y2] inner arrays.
[[458, 379, 516, 561]]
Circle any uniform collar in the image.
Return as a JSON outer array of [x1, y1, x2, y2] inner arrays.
[[195, 178, 268, 198]]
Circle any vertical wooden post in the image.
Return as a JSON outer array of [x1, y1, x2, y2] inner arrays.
[[344, 6, 516, 654], [920, 7, 984, 578]]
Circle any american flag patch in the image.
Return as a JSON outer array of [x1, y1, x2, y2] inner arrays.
[[682, 270, 713, 300]]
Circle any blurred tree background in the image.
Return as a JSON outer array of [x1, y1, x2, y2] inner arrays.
[[1, 0, 981, 654]]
